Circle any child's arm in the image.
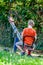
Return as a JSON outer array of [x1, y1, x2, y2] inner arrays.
[[8, 16, 22, 41]]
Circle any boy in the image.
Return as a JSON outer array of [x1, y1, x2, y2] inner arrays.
[[15, 20, 37, 55]]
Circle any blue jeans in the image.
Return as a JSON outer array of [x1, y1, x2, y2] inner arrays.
[[13, 37, 19, 52]]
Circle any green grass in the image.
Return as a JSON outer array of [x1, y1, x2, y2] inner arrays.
[[0, 51, 43, 65]]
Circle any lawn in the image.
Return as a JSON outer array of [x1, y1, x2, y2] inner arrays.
[[0, 51, 43, 65]]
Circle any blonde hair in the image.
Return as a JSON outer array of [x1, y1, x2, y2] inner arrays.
[[28, 20, 35, 26]]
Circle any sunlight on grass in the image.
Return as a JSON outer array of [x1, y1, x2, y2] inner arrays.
[[0, 51, 43, 65]]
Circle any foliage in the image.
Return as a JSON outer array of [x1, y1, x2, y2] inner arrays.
[[36, 33, 43, 50], [0, 0, 43, 49], [0, 0, 43, 30]]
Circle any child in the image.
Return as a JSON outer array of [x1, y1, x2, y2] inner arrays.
[[15, 20, 37, 55]]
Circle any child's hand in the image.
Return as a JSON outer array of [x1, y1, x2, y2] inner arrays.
[[8, 16, 14, 23]]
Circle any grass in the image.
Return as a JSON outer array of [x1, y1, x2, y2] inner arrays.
[[0, 51, 43, 65]]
